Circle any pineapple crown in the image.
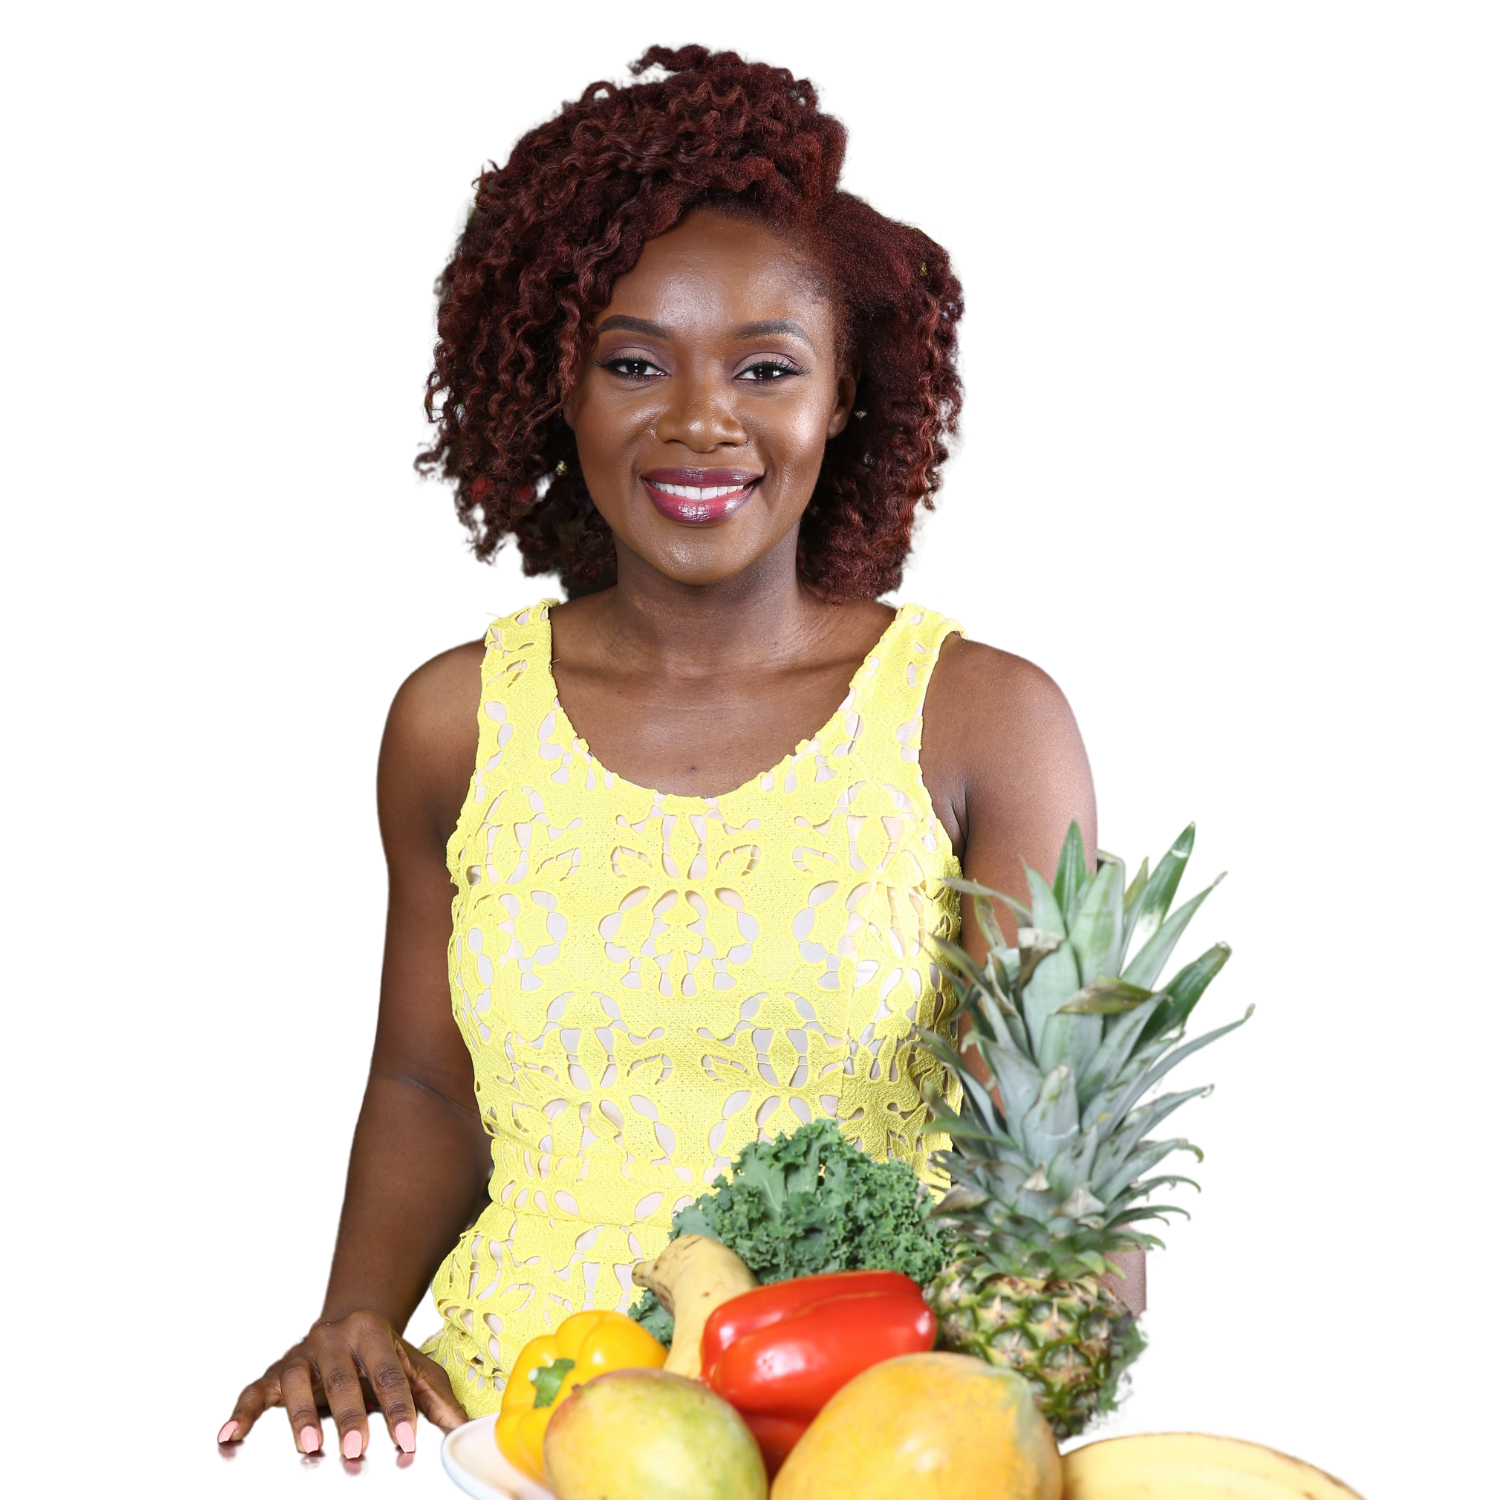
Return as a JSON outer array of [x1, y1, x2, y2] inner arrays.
[[921, 822, 1251, 1283]]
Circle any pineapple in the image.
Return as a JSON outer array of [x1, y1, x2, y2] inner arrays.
[[920, 822, 1249, 1438]]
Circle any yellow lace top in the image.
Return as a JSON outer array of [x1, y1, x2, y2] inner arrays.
[[423, 599, 965, 1414]]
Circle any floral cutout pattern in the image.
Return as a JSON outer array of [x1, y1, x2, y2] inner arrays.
[[424, 600, 964, 1412]]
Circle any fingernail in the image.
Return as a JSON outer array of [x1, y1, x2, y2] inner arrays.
[[217, 1420, 238, 1444], [394, 1420, 415, 1453], [342, 1430, 363, 1460], [300, 1425, 322, 1453]]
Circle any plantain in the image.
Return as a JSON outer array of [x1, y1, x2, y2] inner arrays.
[[632, 1234, 757, 1379]]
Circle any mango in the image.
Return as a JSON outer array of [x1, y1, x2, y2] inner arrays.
[[771, 1351, 1061, 1500], [543, 1367, 768, 1500]]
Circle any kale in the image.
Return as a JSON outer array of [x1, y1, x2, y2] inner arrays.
[[629, 1285, 676, 1345], [628, 1119, 950, 1344]]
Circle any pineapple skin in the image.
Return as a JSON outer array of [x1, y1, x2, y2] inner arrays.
[[928, 1259, 1144, 1439]]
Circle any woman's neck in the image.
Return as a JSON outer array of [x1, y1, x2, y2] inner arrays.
[[574, 529, 833, 680]]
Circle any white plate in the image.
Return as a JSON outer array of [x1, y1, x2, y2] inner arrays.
[[441, 1413, 558, 1500]]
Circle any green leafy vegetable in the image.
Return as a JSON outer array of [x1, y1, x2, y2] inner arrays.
[[628, 1119, 949, 1344]]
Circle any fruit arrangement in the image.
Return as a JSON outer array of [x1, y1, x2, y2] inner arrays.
[[478, 825, 1362, 1500]]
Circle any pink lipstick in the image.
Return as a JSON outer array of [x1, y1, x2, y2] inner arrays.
[[641, 467, 761, 525]]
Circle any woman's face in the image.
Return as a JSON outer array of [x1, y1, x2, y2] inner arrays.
[[564, 210, 857, 589]]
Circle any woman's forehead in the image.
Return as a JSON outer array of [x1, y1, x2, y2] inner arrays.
[[598, 212, 833, 337]]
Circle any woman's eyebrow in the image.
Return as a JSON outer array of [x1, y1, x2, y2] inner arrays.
[[594, 314, 814, 349], [596, 314, 670, 337], [734, 318, 813, 347]]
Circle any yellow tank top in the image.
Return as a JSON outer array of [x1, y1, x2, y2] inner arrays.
[[423, 598, 964, 1413]]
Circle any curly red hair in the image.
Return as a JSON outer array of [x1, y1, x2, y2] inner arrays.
[[417, 44, 963, 600]]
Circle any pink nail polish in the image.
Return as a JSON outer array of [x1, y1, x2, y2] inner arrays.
[[217, 1421, 238, 1444], [300, 1425, 322, 1453], [342, 1430, 363, 1460], [394, 1420, 415, 1453]]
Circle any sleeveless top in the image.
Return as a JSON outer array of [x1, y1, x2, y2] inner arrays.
[[422, 599, 965, 1414]]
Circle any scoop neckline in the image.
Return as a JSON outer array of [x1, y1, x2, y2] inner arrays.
[[532, 599, 912, 807]]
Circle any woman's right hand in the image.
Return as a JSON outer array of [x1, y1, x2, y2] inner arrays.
[[218, 1309, 469, 1458]]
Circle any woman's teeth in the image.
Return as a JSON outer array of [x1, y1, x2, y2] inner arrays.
[[649, 481, 751, 499]]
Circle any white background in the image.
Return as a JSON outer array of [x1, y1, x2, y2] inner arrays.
[[2, 3, 1495, 1496]]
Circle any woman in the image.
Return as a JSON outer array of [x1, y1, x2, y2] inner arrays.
[[219, 44, 1095, 1461]]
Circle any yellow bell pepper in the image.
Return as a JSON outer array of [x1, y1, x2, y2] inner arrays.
[[495, 1309, 667, 1480]]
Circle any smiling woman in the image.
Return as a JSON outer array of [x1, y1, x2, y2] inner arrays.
[[218, 42, 1099, 1463], [418, 45, 961, 602]]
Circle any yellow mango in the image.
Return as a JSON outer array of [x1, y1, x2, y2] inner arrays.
[[772, 1351, 1061, 1500], [544, 1367, 767, 1500]]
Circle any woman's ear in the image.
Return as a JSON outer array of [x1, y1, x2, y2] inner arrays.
[[826, 357, 863, 439]]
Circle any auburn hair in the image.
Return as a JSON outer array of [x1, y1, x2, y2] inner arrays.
[[417, 44, 963, 600]]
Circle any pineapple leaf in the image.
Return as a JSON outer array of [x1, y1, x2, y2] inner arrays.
[[1096, 1136, 1202, 1205], [1024, 864, 1068, 944], [986, 952, 1018, 1004], [1107, 1007, 1253, 1131], [1068, 858, 1123, 984], [1020, 942, 1082, 1053], [952, 1070, 1003, 1138], [1015, 927, 1066, 990], [1053, 820, 1088, 921], [1019, 1063, 1080, 1163], [973, 986, 1022, 1038], [1044, 1119, 1103, 1200], [1137, 942, 1231, 1048], [1057, 976, 1156, 1015], [1120, 873, 1225, 991], [972, 896, 1008, 959], [920, 1023, 1041, 1129], [1075, 1250, 1111, 1278], [1038, 1006, 1102, 1079], [974, 1034, 1045, 1123], [916, 1030, 998, 1132], [934, 1184, 987, 1212], [1092, 1087, 1212, 1191], [930, 934, 986, 989], [1076, 995, 1165, 1111], [1101, 1224, 1166, 1251], [1122, 1173, 1202, 1200], [944, 877, 1032, 927], [941, 879, 1012, 956], [1110, 1205, 1191, 1229], [1121, 856, 1150, 940], [1123, 822, 1195, 960], [921, 1113, 1014, 1143]]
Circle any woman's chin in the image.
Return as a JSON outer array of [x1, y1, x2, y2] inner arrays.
[[615, 519, 797, 590]]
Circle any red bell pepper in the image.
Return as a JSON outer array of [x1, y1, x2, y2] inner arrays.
[[700, 1269, 919, 1375], [701, 1271, 936, 1473], [739, 1412, 810, 1476]]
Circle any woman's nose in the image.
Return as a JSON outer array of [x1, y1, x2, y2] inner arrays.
[[654, 366, 747, 451]]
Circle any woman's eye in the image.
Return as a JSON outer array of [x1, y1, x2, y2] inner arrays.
[[605, 357, 664, 379], [738, 359, 800, 382]]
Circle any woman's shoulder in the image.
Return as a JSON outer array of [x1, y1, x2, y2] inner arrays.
[[388, 638, 489, 744], [926, 630, 1075, 723], [919, 626, 1093, 861], [378, 637, 489, 853]]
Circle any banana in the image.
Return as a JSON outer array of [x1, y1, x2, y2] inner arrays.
[[1062, 1433, 1363, 1499], [631, 1234, 756, 1379]]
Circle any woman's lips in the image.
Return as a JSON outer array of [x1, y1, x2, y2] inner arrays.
[[641, 467, 761, 525]]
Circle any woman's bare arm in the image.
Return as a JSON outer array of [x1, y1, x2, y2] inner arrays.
[[921, 633, 1097, 1083], [220, 643, 492, 1458], [922, 633, 1098, 945]]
